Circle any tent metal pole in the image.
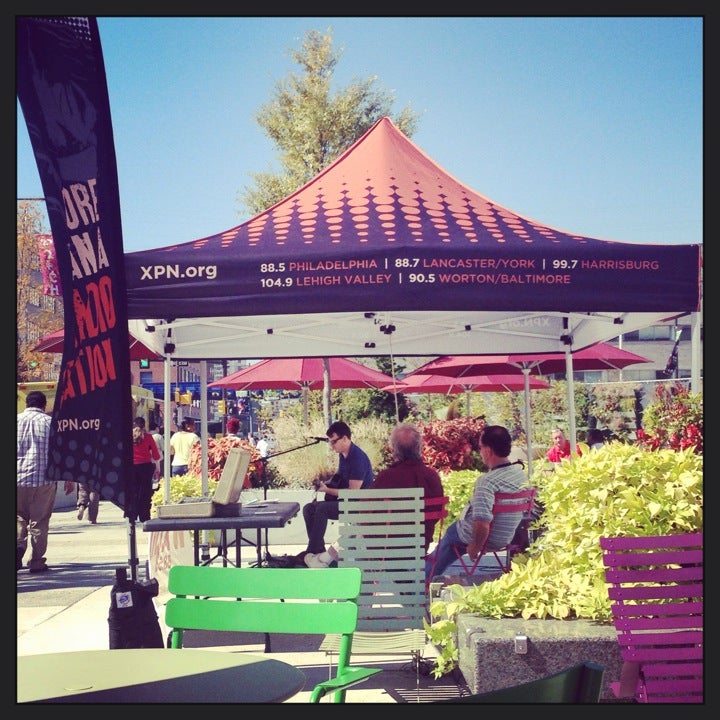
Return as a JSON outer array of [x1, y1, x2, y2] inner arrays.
[[127, 520, 138, 581], [566, 349, 577, 454], [322, 358, 332, 426], [200, 361, 210, 562], [200, 361, 209, 496], [691, 311, 701, 393], [163, 356, 172, 505]]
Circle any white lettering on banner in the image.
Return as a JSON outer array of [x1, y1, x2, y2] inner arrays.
[[140, 264, 218, 281]]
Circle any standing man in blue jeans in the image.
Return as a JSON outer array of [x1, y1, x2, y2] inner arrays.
[[425, 425, 527, 582], [301, 421, 374, 568], [17, 390, 74, 572]]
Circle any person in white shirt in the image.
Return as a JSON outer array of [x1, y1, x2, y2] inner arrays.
[[169, 419, 200, 476], [256, 434, 270, 458]]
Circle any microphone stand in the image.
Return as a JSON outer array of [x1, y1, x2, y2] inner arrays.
[[256, 437, 325, 556]]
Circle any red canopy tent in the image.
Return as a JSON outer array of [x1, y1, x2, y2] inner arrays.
[[209, 357, 396, 425]]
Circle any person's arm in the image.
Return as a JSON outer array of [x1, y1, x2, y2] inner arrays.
[[150, 436, 161, 461], [318, 477, 364, 496], [466, 519, 491, 562], [149, 436, 161, 477], [343, 446, 373, 491]]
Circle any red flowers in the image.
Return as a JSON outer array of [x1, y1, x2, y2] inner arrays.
[[636, 382, 703, 454]]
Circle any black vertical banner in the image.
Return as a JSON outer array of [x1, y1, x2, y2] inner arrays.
[[17, 17, 133, 511]]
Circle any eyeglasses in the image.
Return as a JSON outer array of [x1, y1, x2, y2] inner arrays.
[[328, 437, 341, 446]]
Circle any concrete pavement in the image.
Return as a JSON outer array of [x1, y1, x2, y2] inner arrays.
[[17, 498, 469, 703]]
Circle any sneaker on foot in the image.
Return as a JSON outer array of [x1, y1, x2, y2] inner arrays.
[[77, 505, 85, 520], [305, 552, 331, 568], [29, 563, 49, 573]]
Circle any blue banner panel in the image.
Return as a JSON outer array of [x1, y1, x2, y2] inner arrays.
[[17, 17, 133, 510]]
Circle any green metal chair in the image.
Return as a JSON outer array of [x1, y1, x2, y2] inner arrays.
[[432, 661, 605, 703], [166, 565, 381, 703]]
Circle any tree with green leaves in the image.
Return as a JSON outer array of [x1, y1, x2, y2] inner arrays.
[[238, 28, 421, 217], [17, 200, 63, 382]]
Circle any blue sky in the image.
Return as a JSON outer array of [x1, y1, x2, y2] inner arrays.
[[16, 16, 702, 253]]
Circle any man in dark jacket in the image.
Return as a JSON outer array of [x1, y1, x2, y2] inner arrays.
[[372, 422, 445, 551]]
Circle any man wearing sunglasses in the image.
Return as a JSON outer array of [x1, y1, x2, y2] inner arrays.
[[301, 421, 374, 568]]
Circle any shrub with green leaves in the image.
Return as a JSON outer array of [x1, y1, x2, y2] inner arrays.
[[426, 442, 703, 676]]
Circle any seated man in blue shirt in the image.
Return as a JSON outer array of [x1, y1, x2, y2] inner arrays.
[[301, 421, 374, 568]]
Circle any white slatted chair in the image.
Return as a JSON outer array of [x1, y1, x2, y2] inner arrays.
[[319, 488, 430, 700]]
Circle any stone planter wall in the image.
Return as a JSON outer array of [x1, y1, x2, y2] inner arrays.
[[456, 615, 623, 701]]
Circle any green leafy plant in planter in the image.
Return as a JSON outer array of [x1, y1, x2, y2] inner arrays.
[[425, 442, 703, 677]]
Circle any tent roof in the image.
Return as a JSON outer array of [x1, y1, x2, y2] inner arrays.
[[125, 117, 701, 360]]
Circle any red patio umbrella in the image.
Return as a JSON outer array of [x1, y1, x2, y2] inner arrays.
[[33, 328, 163, 361], [209, 357, 397, 425], [383, 373, 550, 416], [411, 342, 651, 378], [411, 342, 651, 476]]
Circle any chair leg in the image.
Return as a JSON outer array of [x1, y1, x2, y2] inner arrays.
[[454, 547, 481, 576], [412, 650, 420, 702]]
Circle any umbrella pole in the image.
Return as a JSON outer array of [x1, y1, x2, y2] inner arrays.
[[523, 368, 533, 478]]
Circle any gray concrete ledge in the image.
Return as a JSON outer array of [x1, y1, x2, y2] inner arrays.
[[456, 616, 623, 701]]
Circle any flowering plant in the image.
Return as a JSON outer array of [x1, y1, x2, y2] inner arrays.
[[187, 436, 263, 486], [418, 416, 487, 472], [636, 382, 703, 454]]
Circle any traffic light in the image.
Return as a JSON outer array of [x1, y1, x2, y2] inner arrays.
[[218, 400, 227, 415], [138, 359, 150, 369]]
